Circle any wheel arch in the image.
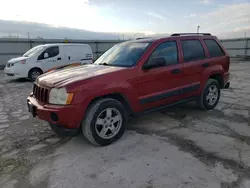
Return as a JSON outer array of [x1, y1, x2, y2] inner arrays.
[[209, 73, 224, 88], [86, 93, 134, 116], [28, 67, 43, 77]]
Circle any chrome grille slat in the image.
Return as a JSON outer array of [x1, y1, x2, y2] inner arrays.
[[33, 84, 49, 103]]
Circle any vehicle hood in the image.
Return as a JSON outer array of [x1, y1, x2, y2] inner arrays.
[[37, 64, 125, 87], [8, 56, 29, 64]]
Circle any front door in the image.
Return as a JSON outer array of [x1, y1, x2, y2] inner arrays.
[[137, 41, 184, 110], [37, 46, 63, 72]]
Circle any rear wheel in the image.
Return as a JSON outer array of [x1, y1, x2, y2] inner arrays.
[[82, 98, 127, 146], [28, 68, 43, 81], [198, 79, 220, 110]]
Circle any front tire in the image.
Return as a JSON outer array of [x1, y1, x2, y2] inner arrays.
[[28, 68, 43, 81], [82, 98, 128, 146], [198, 79, 220, 110]]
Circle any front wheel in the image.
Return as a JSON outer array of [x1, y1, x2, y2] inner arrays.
[[28, 68, 43, 81], [198, 79, 220, 110], [82, 98, 127, 146]]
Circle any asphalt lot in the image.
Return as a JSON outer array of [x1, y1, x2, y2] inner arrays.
[[0, 60, 250, 188]]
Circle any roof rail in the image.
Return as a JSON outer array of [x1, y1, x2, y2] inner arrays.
[[171, 33, 211, 36]]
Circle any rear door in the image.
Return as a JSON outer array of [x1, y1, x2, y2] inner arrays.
[[137, 40, 184, 110], [179, 39, 208, 97]]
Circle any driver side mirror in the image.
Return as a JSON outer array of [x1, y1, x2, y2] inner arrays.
[[44, 52, 49, 59], [142, 57, 166, 70]]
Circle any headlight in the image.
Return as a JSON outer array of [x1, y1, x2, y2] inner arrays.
[[11, 60, 26, 66], [49, 88, 74, 105]]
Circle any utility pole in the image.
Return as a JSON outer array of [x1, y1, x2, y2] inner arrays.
[[27, 32, 32, 49], [244, 32, 248, 59], [197, 25, 200, 34]]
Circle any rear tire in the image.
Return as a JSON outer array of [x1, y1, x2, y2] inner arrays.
[[81, 98, 128, 146], [198, 79, 220, 110], [28, 68, 43, 81]]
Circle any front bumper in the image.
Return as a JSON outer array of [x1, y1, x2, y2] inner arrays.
[[27, 94, 83, 136], [4, 66, 26, 78]]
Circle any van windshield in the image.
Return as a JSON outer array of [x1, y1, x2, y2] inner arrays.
[[94, 42, 150, 67], [23, 45, 45, 57]]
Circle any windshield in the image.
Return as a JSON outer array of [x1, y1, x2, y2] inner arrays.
[[23, 45, 45, 57], [94, 42, 150, 67]]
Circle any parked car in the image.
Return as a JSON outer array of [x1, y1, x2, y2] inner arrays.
[[27, 33, 230, 146], [4, 43, 93, 81]]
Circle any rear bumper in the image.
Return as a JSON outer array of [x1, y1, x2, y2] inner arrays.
[[223, 72, 230, 88], [27, 94, 83, 136], [224, 82, 230, 89]]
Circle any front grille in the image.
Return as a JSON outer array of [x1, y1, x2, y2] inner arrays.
[[33, 84, 49, 103], [6, 73, 14, 76]]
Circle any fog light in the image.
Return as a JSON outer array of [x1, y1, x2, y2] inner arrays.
[[50, 112, 59, 122]]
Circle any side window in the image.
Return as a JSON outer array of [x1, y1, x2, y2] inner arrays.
[[147, 41, 178, 66], [38, 46, 59, 60], [204, 39, 225, 57], [181, 40, 205, 62]]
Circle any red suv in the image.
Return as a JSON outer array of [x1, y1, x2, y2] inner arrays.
[[27, 33, 230, 146]]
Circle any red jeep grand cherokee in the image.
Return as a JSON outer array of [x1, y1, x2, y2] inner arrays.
[[27, 33, 230, 146]]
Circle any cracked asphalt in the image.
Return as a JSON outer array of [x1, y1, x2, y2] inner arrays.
[[0, 60, 250, 188]]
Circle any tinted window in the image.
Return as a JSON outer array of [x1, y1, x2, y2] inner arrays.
[[147, 41, 178, 66], [204, 39, 225, 57], [38, 46, 59, 60], [181, 40, 205, 62]]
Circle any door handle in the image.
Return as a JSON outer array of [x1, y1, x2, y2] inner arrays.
[[171, 69, 181, 74], [202, 62, 209, 68], [57, 57, 61, 60]]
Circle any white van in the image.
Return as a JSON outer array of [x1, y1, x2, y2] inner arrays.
[[4, 43, 93, 81]]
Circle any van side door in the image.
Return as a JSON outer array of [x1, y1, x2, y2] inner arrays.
[[63, 45, 91, 66], [37, 46, 62, 72]]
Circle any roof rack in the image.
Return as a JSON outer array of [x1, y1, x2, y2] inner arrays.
[[171, 33, 211, 36]]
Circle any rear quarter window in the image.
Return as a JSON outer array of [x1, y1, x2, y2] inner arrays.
[[203, 39, 225, 57]]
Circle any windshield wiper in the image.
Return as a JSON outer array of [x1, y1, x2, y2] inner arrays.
[[98, 62, 109, 66], [98, 62, 116, 66]]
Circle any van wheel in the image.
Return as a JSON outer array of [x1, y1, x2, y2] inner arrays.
[[82, 98, 127, 146], [198, 79, 220, 110], [28, 68, 43, 81]]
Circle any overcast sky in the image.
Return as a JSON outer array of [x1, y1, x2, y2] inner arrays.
[[0, 0, 249, 39]]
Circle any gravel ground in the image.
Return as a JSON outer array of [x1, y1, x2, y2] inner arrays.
[[0, 61, 250, 188]]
